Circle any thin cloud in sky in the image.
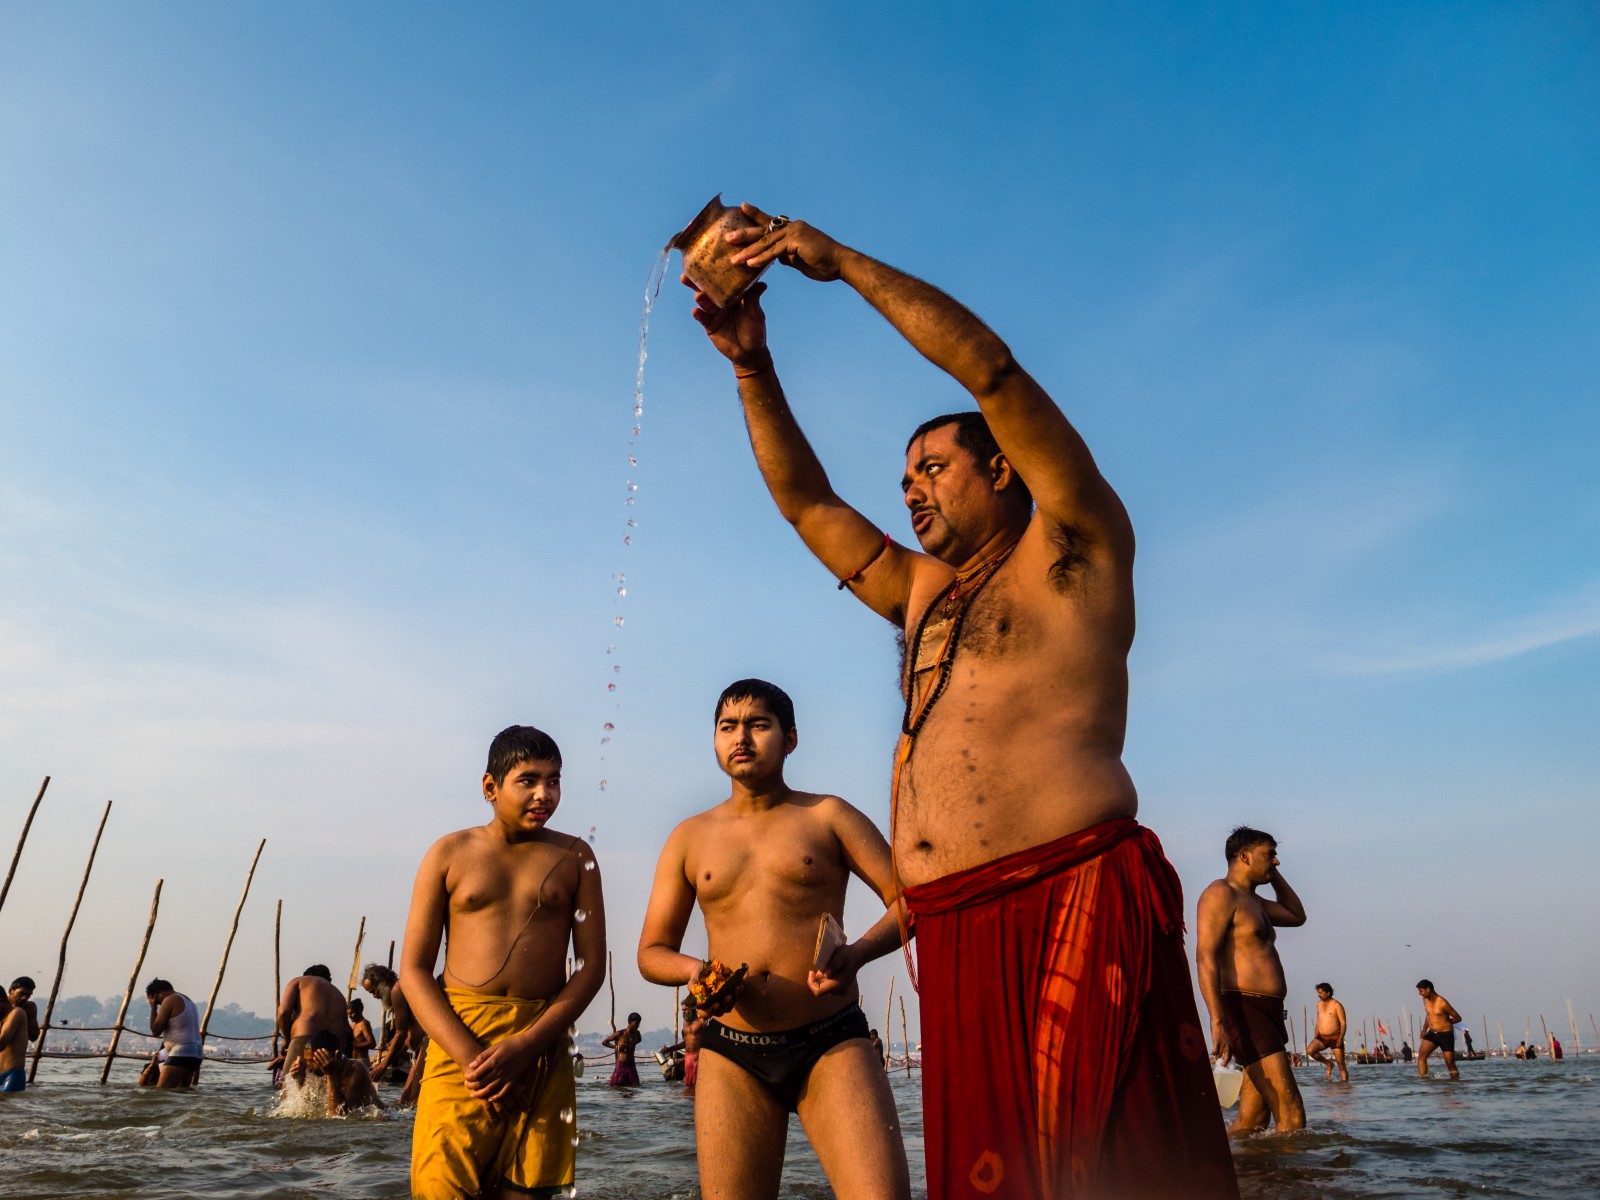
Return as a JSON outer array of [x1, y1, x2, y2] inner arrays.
[[1321, 583, 1600, 676]]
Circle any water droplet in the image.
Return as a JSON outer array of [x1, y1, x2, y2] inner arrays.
[[598, 779, 607, 790], [625, 497, 635, 506], [627, 482, 638, 493], [633, 403, 643, 418], [573, 957, 585, 971], [561, 1106, 575, 1123], [616, 586, 627, 597], [622, 535, 631, 545], [603, 723, 614, 732], [612, 664, 621, 673], [606, 682, 617, 692], [570, 1024, 579, 1036], [627, 455, 638, 467], [571, 1135, 581, 1148], [574, 909, 587, 923], [626, 518, 637, 527], [600, 736, 610, 745], [606, 645, 616, 654], [584, 859, 596, 871], [613, 616, 624, 626], [632, 425, 641, 437]]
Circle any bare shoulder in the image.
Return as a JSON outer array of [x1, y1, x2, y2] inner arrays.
[[1198, 878, 1236, 914], [422, 826, 486, 870], [533, 826, 594, 867]]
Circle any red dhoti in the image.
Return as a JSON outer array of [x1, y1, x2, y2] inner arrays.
[[905, 818, 1238, 1200]]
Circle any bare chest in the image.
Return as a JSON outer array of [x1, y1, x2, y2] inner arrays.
[[449, 848, 575, 922], [1232, 897, 1277, 948], [689, 824, 842, 911]]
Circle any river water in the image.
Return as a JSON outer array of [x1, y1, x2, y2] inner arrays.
[[4, 1055, 1596, 1197]]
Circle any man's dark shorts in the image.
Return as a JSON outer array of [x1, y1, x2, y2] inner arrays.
[[1422, 1026, 1456, 1054], [1219, 991, 1288, 1068]]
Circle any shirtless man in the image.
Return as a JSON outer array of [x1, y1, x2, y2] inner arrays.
[[685, 206, 1237, 1198], [639, 679, 911, 1200], [1197, 827, 1307, 1135], [0, 987, 29, 1092], [1307, 982, 1349, 1082], [7, 977, 39, 1042], [1416, 980, 1464, 1080], [348, 998, 376, 1063], [363, 963, 426, 1104], [277, 965, 350, 1076], [138, 978, 204, 1089], [602, 1013, 642, 1087], [291, 1044, 384, 1115]]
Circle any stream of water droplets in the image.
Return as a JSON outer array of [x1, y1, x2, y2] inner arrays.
[[597, 247, 672, 796]]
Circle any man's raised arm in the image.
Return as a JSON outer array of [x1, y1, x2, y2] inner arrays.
[[687, 277, 925, 626], [729, 204, 1133, 560]]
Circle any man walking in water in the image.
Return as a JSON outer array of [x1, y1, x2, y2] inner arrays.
[[1307, 982, 1349, 1082], [685, 208, 1237, 1198], [138, 978, 203, 1089], [1196, 827, 1307, 1135], [1416, 980, 1463, 1080]]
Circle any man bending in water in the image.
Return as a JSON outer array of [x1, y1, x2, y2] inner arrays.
[[277, 965, 351, 1079], [1416, 980, 1463, 1080], [639, 679, 911, 1200], [685, 206, 1237, 1197], [0, 987, 29, 1092]]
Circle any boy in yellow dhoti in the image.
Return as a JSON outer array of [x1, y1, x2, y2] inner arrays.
[[402, 725, 608, 1199]]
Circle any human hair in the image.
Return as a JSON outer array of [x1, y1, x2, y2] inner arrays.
[[348, 998, 365, 1017], [1225, 826, 1275, 862], [906, 411, 1033, 511], [1416, 979, 1433, 991], [715, 678, 795, 737], [487, 725, 563, 784], [304, 964, 333, 981], [628, 1012, 641, 1024], [1317, 982, 1333, 995], [10, 976, 35, 992], [362, 963, 397, 987], [144, 978, 172, 997]]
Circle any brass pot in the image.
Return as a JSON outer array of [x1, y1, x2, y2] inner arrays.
[[669, 194, 771, 308]]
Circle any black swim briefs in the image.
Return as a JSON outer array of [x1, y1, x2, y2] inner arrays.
[[1218, 990, 1288, 1068], [1421, 1026, 1456, 1053], [700, 1003, 870, 1110]]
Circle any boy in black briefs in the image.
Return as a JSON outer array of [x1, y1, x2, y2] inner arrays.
[[638, 679, 911, 1200]]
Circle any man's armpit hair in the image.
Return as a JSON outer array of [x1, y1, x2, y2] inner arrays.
[[1046, 521, 1091, 591]]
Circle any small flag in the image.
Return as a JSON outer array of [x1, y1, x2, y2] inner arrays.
[[1377, 1020, 1390, 1037]]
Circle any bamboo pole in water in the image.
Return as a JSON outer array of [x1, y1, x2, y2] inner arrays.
[[346, 916, 367, 1000], [1481, 1014, 1488, 1057], [0, 775, 50, 919], [885, 977, 895, 1069], [674, 987, 681, 1042], [1497, 1021, 1506, 1055], [900, 996, 912, 1077], [272, 900, 282, 1058], [1568, 1000, 1580, 1051], [30, 799, 112, 1082], [1303, 1005, 1309, 1052], [198, 838, 266, 1056], [607, 951, 617, 1050], [102, 879, 163, 1084], [1590, 1014, 1598, 1047], [1540, 1015, 1550, 1053]]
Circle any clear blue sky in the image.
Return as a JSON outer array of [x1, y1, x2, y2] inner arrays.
[[2, 2, 1596, 1048]]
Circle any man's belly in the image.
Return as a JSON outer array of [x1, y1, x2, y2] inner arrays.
[[893, 713, 1137, 887]]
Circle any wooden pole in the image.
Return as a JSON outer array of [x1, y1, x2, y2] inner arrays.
[[885, 976, 895, 1067], [30, 799, 112, 1082], [0, 775, 50, 919], [1303, 1005, 1309, 1052], [101, 879, 163, 1084], [607, 950, 617, 1045], [899, 995, 912, 1077], [387, 939, 395, 972], [674, 986, 681, 1042], [346, 915, 367, 1000], [1568, 1000, 1581, 1051], [1481, 1014, 1488, 1057], [1589, 1014, 1598, 1047], [1540, 1014, 1550, 1053], [272, 899, 282, 1058], [198, 838, 266, 1052]]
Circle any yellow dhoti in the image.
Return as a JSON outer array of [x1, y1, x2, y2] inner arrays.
[[410, 989, 576, 1199]]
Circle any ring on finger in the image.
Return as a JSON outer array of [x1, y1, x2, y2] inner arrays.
[[766, 215, 790, 233]]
